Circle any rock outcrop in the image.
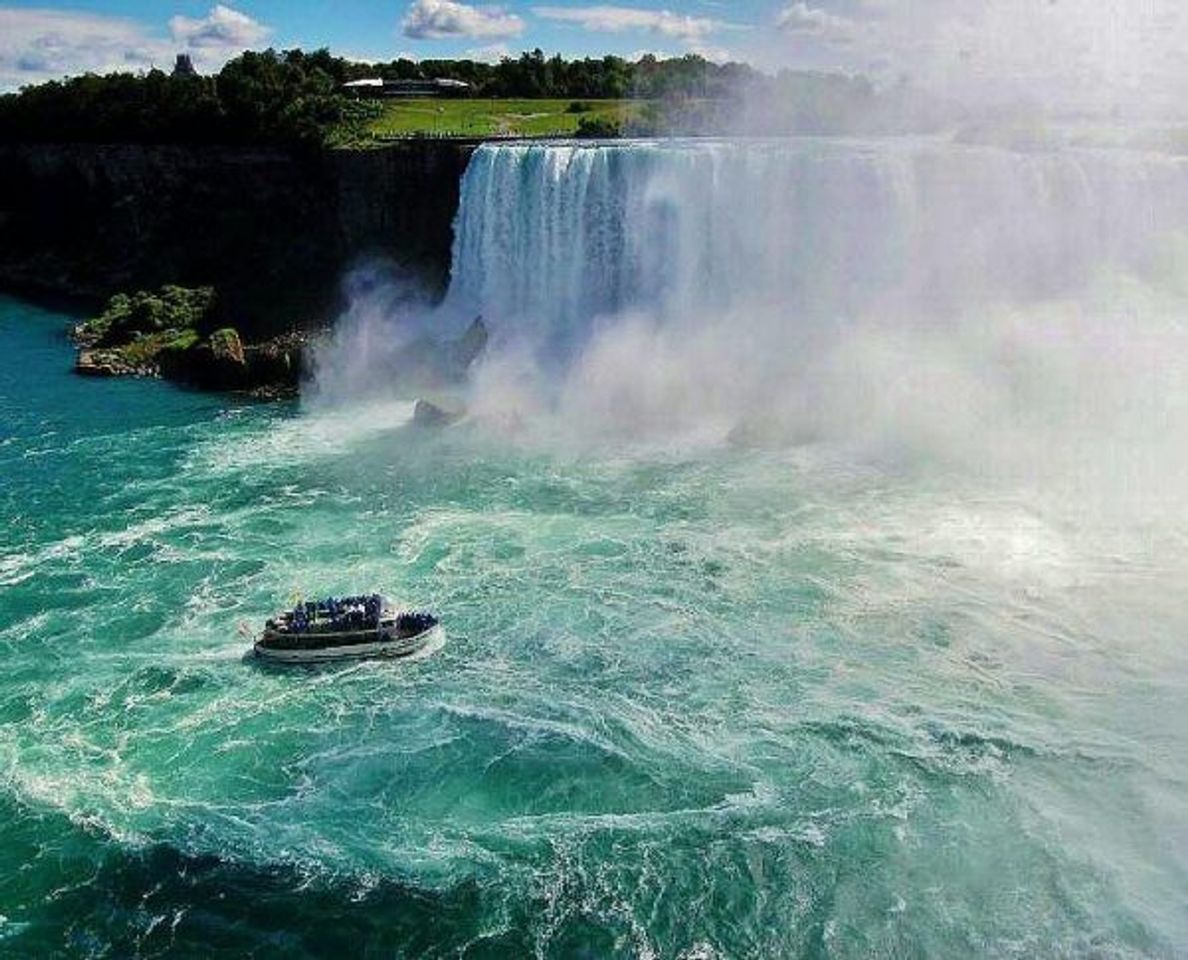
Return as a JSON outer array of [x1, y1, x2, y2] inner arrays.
[[76, 347, 160, 378], [388, 316, 489, 389], [71, 285, 307, 395], [412, 398, 465, 428], [449, 316, 489, 375]]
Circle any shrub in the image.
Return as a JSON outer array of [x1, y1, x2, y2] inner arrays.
[[79, 285, 216, 346], [574, 115, 621, 139]]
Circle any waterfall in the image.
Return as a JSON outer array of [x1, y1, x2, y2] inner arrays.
[[425, 136, 1188, 465], [445, 137, 1188, 350]]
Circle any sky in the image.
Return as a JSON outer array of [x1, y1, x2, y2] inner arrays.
[[1, 0, 1185, 112]]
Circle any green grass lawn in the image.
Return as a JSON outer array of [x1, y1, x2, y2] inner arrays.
[[365, 98, 646, 139]]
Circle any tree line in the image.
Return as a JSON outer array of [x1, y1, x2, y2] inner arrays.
[[0, 47, 915, 147], [364, 49, 755, 101], [0, 49, 369, 147]]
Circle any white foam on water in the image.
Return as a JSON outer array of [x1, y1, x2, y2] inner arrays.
[[185, 399, 417, 476]]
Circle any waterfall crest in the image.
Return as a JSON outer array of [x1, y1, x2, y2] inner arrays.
[[446, 138, 1188, 345]]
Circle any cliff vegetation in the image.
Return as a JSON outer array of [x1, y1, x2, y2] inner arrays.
[[0, 49, 378, 148], [73, 285, 304, 395], [0, 47, 916, 148]]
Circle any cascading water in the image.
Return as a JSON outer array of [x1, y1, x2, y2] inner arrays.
[[445, 138, 1188, 346], [435, 138, 1188, 471]]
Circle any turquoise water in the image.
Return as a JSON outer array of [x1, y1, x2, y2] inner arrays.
[[2, 294, 1186, 957]]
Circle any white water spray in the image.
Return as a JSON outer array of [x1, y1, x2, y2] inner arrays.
[[434, 139, 1186, 493], [447, 138, 1188, 333], [311, 135, 1188, 522]]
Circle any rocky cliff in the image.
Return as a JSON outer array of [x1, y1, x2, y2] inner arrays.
[[0, 140, 478, 338], [330, 141, 478, 294]]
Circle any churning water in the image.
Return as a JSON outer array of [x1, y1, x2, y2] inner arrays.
[[3, 137, 1188, 957]]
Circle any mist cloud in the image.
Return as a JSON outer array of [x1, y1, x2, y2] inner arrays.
[[765, 0, 1188, 115], [313, 136, 1188, 531]]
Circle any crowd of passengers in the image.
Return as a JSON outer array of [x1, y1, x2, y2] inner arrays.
[[269, 594, 384, 634]]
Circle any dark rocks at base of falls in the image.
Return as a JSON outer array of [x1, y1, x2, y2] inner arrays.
[[412, 398, 465, 428], [77, 327, 308, 397], [404, 318, 490, 426], [386, 315, 489, 390]]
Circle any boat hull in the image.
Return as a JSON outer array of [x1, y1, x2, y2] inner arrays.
[[253, 624, 444, 664]]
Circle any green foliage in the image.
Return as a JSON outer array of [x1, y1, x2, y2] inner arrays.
[[215, 49, 353, 146], [344, 49, 716, 103], [322, 99, 383, 147], [367, 99, 639, 139], [0, 48, 368, 147], [574, 115, 622, 139], [208, 328, 240, 350], [0, 46, 901, 146], [162, 328, 202, 352], [83, 285, 215, 346], [76, 285, 227, 374], [120, 327, 201, 366], [207, 327, 245, 363], [631, 53, 749, 100]]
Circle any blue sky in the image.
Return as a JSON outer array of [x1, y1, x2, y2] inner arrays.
[[0, 0, 939, 93], [0, 1, 1183, 109], [0, 0, 804, 90]]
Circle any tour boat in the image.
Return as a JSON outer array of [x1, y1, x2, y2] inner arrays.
[[252, 594, 442, 663]]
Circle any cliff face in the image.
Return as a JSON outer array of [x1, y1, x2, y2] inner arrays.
[[0, 141, 477, 336], [331, 140, 479, 294]]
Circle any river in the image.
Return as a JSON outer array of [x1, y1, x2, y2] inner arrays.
[[1, 136, 1187, 957]]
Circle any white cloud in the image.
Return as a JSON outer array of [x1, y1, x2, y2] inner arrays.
[[534, 5, 723, 44], [466, 42, 514, 62], [689, 44, 734, 64], [629, 48, 676, 61], [402, 0, 524, 40], [0, 8, 167, 89], [169, 4, 270, 51], [629, 45, 733, 63], [0, 5, 270, 91], [776, 2, 856, 41]]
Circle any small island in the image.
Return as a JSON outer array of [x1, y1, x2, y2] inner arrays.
[[71, 285, 305, 396]]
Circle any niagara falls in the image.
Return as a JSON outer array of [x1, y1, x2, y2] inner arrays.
[[1, 2, 1187, 957]]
